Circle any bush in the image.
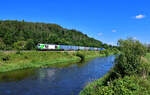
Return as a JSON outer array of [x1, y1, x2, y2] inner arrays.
[[76, 53, 85, 61], [25, 39, 35, 50], [24, 56, 28, 59], [137, 57, 150, 78], [16, 51, 21, 54], [80, 75, 150, 95], [2, 55, 10, 61], [13, 41, 26, 50], [112, 48, 120, 55], [99, 49, 110, 56], [114, 38, 147, 77], [0, 43, 6, 50], [0, 39, 6, 50], [95, 76, 150, 95]]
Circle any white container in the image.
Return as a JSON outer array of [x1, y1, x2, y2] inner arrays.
[[48, 45, 56, 49]]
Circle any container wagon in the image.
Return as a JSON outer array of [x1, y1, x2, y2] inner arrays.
[[37, 44, 104, 51]]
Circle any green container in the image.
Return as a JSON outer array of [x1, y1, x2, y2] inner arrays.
[[57, 45, 61, 49], [40, 44, 45, 49]]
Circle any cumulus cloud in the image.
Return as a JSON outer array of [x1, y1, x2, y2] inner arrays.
[[135, 14, 145, 19], [98, 32, 103, 36], [112, 29, 117, 33]]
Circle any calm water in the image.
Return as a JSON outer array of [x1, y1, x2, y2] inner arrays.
[[0, 55, 115, 95]]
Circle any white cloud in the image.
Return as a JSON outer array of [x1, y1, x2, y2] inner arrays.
[[107, 42, 117, 46], [112, 29, 117, 33], [135, 14, 145, 19], [133, 37, 137, 40], [98, 32, 103, 36]]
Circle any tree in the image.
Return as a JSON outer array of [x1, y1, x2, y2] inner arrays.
[[114, 38, 147, 77], [0, 38, 6, 50], [25, 39, 35, 50], [13, 41, 26, 50], [0, 20, 105, 49]]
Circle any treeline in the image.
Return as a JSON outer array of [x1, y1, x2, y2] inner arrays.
[[0, 20, 110, 50]]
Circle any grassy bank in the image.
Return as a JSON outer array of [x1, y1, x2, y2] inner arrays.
[[80, 38, 150, 95], [80, 53, 150, 95], [0, 50, 113, 73]]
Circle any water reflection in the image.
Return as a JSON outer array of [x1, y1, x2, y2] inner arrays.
[[0, 55, 115, 95], [0, 69, 36, 82]]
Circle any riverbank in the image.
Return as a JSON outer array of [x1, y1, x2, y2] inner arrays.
[[80, 53, 150, 95], [0, 51, 112, 73]]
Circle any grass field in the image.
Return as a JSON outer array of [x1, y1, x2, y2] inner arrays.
[[0, 51, 108, 73]]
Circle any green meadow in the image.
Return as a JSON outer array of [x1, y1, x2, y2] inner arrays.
[[0, 50, 113, 73]]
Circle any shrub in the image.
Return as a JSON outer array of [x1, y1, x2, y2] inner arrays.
[[2, 55, 10, 61], [0, 42, 6, 50], [137, 57, 150, 79], [16, 51, 21, 54], [0, 39, 6, 50], [114, 38, 147, 77], [112, 48, 120, 55], [99, 49, 110, 56], [76, 53, 85, 61], [13, 41, 26, 50], [24, 56, 28, 59], [95, 76, 150, 95], [25, 39, 35, 50]]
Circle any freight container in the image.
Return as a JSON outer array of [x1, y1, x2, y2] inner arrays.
[[37, 44, 104, 51]]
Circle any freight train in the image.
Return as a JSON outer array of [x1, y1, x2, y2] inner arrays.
[[37, 44, 104, 51]]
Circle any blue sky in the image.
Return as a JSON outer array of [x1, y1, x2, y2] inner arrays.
[[0, 0, 150, 45]]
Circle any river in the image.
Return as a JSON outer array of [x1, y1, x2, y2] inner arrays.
[[0, 55, 115, 95]]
